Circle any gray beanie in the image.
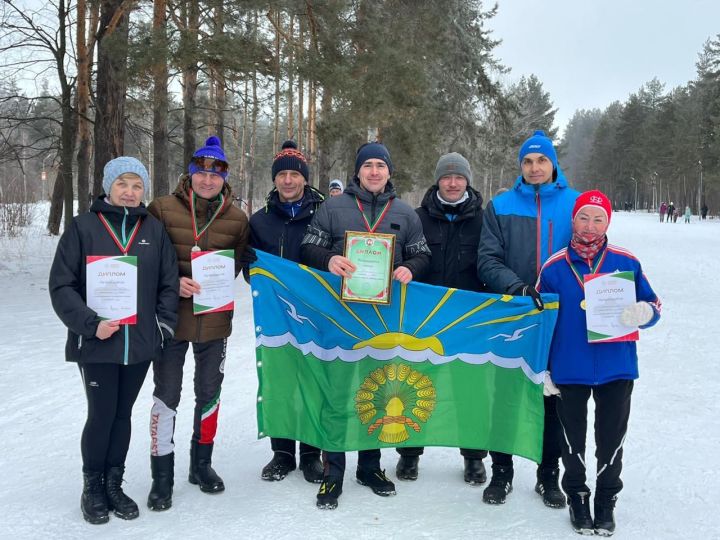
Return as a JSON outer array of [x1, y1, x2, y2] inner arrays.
[[434, 152, 472, 184], [103, 156, 150, 194], [329, 179, 344, 192]]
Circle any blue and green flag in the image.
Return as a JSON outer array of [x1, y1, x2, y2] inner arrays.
[[250, 251, 558, 462]]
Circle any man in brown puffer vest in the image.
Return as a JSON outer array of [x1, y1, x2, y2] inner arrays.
[[146, 136, 252, 511]]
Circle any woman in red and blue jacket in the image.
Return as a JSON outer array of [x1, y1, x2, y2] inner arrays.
[[537, 190, 660, 537]]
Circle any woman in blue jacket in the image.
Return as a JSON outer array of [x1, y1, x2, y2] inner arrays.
[[538, 190, 661, 537]]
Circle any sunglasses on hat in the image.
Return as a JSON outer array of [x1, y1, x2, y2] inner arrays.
[[191, 156, 229, 174]]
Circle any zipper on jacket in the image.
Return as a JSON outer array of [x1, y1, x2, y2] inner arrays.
[[279, 227, 286, 258], [123, 324, 129, 365], [78, 335, 83, 350], [122, 207, 130, 365], [156, 316, 164, 349], [195, 220, 209, 343], [548, 220, 554, 259], [535, 191, 542, 275]]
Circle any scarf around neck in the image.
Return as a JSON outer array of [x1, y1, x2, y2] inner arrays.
[[570, 233, 607, 261]]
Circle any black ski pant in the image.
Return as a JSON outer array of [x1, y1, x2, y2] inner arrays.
[[489, 395, 562, 471], [396, 446, 488, 459], [79, 361, 150, 473], [150, 337, 226, 456], [270, 437, 320, 460], [323, 449, 382, 478], [556, 379, 633, 502]]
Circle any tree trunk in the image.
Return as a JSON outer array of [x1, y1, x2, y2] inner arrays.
[[248, 59, 258, 216], [239, 78, 249, 203], [297, 18, 304, 149], [316, 87, 333, 195], [308, 79, 317, 185], [76, 0, 99, 213], [181, 0, 200, 166], [93, 0, 130, 197], [211, 2, 225, 141], [47, 167, 64, 235], [152, 0, 169, 197], [286, 15, 294, 139], [273, 10, 281, 151]]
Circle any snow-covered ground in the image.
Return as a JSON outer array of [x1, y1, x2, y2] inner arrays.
[[0, 207, 717, 539]]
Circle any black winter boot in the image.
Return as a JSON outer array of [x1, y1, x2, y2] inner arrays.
[[105, 466, 139, 520], [147, 453, 174, 511], [81, 472, 109, 524], [316, 476, 344, 510], [189, 441, 225, 493], [356, 468, 396, 496], [535, 466, 566, 508], [463, 458, 487, 485], [299, 452, 324, 484], [482, 465, 513, 504], [396, 455, 419, 481], [568, 492, 594, 535], [594, 496, 617, 536], [261, 451, 296, 481]]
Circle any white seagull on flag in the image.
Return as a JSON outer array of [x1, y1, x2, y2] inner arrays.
[[278, 295, 317, 329], [489, 324, 538, 342]]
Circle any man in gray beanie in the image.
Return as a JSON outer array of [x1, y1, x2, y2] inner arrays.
[[395, 151, 488, 484]]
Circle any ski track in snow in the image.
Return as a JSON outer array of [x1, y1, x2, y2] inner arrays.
[[0, 207, 717, 539]]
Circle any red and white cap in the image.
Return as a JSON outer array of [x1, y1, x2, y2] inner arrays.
[[572, 190, 612, 222]]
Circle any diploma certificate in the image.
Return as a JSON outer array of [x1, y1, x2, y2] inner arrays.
[[191, 249, 235, 315], [584, 271, 638, 343], [86, 255, 138, 324], [341, 232, 394, 304]]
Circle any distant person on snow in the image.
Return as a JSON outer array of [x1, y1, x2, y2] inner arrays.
[[538, 189, 661, 536], [49, 157, 179, 524], [684, 205, 692, 223], [666, 202, 675, 224], [659, 201, 667, 222]]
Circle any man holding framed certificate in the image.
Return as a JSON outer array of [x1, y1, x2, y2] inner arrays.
[[301, 141, 430, 509]]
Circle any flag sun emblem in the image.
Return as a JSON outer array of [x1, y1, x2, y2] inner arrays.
[[355, 363, 436, 443]]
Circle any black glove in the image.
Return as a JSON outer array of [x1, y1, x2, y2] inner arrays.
[[512, 283, 544, 311]]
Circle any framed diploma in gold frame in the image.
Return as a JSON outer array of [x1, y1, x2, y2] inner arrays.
[[341, 231, 395, 304]]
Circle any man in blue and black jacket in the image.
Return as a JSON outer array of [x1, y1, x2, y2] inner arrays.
[[477, 130, 579, 508], [250, 140, 325, 485]]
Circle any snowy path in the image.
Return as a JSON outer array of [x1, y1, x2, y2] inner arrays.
[[0, 210, 716, 539]]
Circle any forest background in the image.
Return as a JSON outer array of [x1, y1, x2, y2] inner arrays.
[[1, 0, 719, 236]]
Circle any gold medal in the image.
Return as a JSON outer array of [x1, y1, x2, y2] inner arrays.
[[580, 299, 587, 310], [191, 245, 201, 253]]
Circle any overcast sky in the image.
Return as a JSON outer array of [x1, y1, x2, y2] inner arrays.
[[488, 0, 720, 137]]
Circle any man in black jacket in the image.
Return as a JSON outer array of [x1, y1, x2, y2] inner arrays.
[[395, 152, 488, 484], [250, 140, 325, 484]]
